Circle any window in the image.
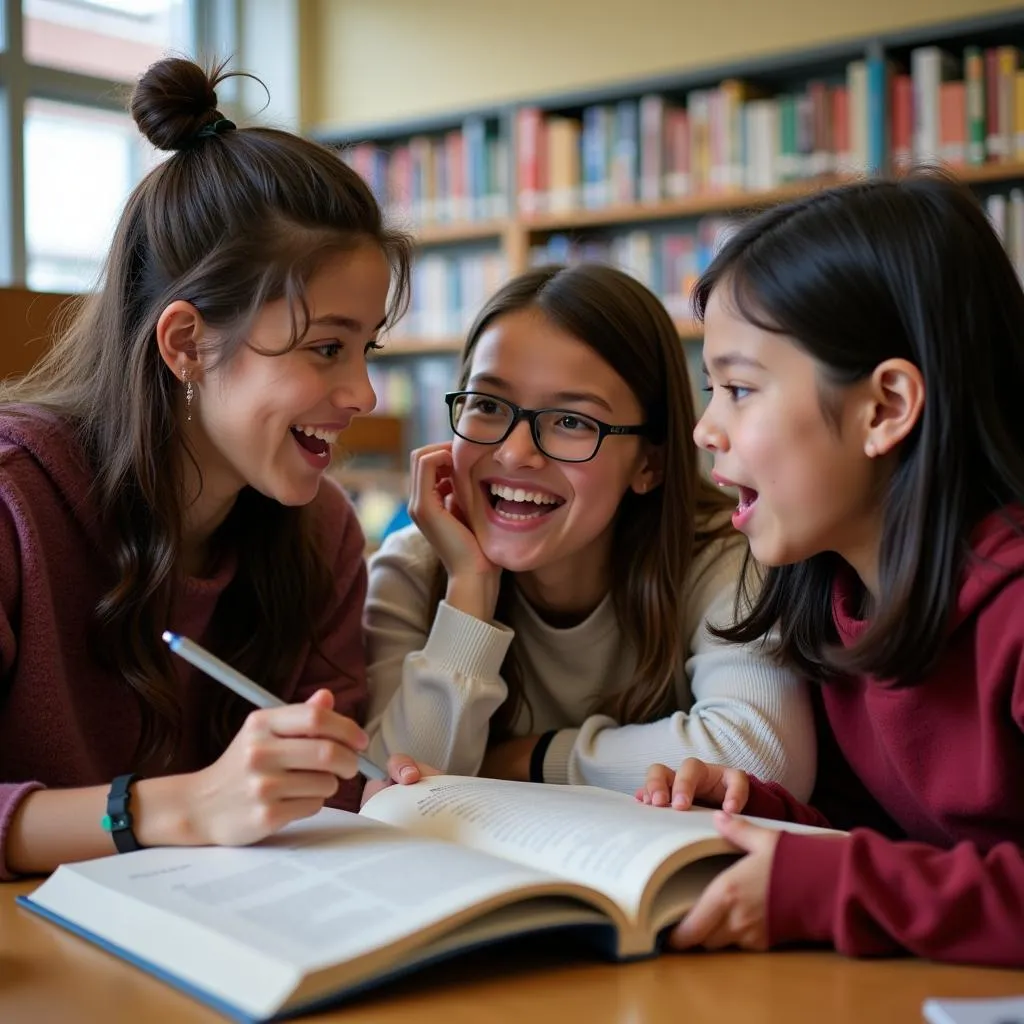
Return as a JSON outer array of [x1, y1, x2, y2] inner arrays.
[[23, 0, 191, 82], [25, 98, 164, 290], [0, 0, 245, 292]]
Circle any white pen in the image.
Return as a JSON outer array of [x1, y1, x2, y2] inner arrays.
[[161, 630, 387, 781]]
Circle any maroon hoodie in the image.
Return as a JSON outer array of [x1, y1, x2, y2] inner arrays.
[[742, 508, 1024, 967], [0, 409, 368, 879]]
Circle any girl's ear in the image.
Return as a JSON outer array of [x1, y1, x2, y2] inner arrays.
[[863, 358, 925, 458], [155, 300, 205, 382], [630, 442, 665, 495]]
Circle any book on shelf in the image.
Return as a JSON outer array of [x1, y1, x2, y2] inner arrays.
[[528, 216, 738, 321], [340, 36, 1024, 236], [342, 115, 509, 229], [19, 775, 840, 1022], [388, 250, 507, 341]]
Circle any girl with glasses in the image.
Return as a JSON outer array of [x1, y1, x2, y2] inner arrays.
[[363, 263, 814, 796]]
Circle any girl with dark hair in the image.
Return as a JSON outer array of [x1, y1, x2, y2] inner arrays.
[[642, 172, 1024, 967], [364, 263, 815, 796], [0, 57, 417, 879]]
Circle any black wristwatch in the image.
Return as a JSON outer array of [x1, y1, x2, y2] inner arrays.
[[529, 730, 558, 784], [101, 773, 143, 853]]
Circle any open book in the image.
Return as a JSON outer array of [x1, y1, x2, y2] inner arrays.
[[20, 775, 838, 1022]]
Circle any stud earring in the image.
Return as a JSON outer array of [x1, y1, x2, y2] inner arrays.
[[865, 440, 876, 458], [182, 367, 194, 422]]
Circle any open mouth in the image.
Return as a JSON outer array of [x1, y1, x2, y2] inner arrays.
[[485, 482, 565, 522], [290, 424, 340, 460], [737, 485, 759, 514]]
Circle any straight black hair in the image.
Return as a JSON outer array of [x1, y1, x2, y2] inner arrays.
[[694, 171, 1024, 683]]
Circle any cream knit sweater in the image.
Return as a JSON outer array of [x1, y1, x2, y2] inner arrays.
[[364, 522, 815, 799]]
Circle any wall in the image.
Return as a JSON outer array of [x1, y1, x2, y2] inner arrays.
[[0, 288, 71, 379], [300, 0, 1021, 133]]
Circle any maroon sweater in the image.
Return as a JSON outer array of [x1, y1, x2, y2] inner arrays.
[[743, 508, 1024, 967], [0, 410, 368, 879]]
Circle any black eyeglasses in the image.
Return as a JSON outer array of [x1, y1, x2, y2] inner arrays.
[[445, 390, 649, 464]]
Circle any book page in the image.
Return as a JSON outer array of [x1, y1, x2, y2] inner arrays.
[[361, 777, 734, 922], [28, 808, 598, 1019]]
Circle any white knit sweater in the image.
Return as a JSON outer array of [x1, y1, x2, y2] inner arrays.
[[364, 522, 816, 799]]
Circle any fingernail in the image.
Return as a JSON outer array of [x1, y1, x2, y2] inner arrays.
[[400, 766, 417, 782], [672, 794, 688, 808]]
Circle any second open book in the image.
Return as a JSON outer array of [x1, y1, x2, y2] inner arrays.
[[22, 775, 839, 1022]]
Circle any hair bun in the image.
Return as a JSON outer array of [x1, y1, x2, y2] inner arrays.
[[130, 58, 228, 152]]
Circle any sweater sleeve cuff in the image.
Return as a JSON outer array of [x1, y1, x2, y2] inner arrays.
[[0, 781, 46, 881], [541, 728, 579, 785], [421, 599, 514, 679], [743, 777, 799, 820], [768, 831, 851, 948]]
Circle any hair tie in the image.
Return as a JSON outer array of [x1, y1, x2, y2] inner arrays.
[[193, 118, 236, 142]]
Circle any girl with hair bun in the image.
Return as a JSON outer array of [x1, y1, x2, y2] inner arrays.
[[0, 56, 422, 879]]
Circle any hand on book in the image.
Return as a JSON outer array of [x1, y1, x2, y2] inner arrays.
[[182, 688, 370, 845], [360, 753, 440, 808], [665, 811, 778, 952], [636, 757, 750, 813]]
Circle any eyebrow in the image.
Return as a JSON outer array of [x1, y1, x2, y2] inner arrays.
[[468, 374, 615, 414], [309, 314, 388, 333], [703, 353, 767, 374]]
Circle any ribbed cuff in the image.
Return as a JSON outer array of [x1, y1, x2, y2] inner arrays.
[[540, 728, 579, 785], [768, 831, 851, 948], [421, 600, 514, 679], [0, 781, 46, 881]]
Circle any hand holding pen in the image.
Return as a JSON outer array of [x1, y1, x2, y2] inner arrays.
[[161, 631, 402, 847]]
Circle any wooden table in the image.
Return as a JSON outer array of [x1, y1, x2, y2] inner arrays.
[[2, 879, 1021, 1023]]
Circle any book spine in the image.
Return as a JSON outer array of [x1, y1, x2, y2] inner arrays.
[[688, 90, 711, 194], [891, 74, 913, 173], [865, 55, 887, 175], [847, 61, 867, 174], [939, 80, 966, 166], [462, 117, 484, 220], [639, 94, 665, 203], [664, 107, 690, 198], [1017, 71, 1024, 160], [997, 47, 1020, 162], [1010, 189, 1024, 283], [986, 47, 1002, 160], [807, 80, 830, 176], [964, 46, 986, 165], [516, 107, 543, 216], [614, 99, 639, 204]]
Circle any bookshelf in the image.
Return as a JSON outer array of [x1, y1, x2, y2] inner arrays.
[[325, 9, 1024, 536], [348, 11, 1024, 363]]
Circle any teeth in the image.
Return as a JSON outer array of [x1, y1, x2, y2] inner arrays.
[[489, 483, 560, 505], [292, 425, 340, 445]]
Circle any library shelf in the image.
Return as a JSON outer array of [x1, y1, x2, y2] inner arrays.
[[519, 177, 849, 233], [952, 160, 1024, 185], [413, 220, 509, 245]]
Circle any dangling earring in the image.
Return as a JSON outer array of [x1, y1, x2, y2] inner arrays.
[[182, 366, 194, 422]]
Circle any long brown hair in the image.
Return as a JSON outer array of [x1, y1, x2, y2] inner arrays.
[[694, 172, 1024, 683], [431, 264, 734, 737], [0, 58, 411, 767]]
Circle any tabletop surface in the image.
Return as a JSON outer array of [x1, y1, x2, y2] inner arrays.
[[2, 879, 1022, 1023]]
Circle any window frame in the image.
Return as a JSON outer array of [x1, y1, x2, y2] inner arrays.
[[0, 0, 240, 286]]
